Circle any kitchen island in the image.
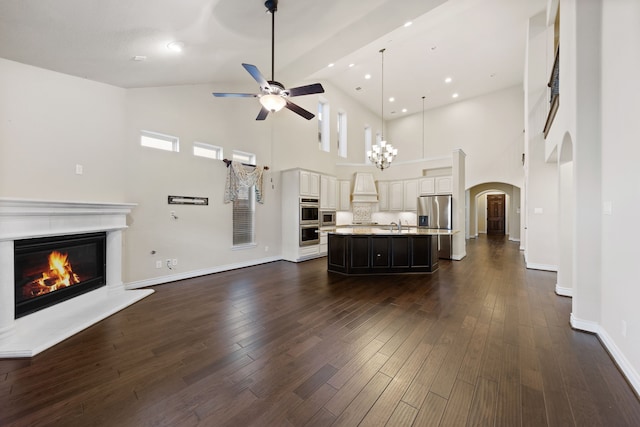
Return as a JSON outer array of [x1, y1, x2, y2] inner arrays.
[[327, 227, 456, 274]]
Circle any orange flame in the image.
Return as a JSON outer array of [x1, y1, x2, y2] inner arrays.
[[22, 251, 81, 298]]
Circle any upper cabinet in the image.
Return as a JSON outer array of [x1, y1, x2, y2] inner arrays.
[[404, 179, 419, 211], [419, 176, 452, 195], [419, 177, 435, 195], [389, 181, 404, 211], [338, 180, 351, 211], [300, 170, 320, 198], [377, 181, 389, 211], [320, 175, 337, 209], [435, 176, 452, 194]]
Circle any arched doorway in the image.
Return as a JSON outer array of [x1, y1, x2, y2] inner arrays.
[[467, 182, 522, 242]]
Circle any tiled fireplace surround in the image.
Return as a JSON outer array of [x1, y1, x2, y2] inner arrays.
[[0, 199, 153, 357]]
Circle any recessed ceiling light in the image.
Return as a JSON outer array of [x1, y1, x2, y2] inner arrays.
[[445, 77, 452, 83], [348, 63, 355, 68], [132, 55, 147, 62], [328, 63, 335, 68], [404, 21, 413, 28], [402, 108, 407, 113], [389, 97, 395, 102], [365, 74, 372, 79], [167, 41, 184, 52], [452, 93, 459, 98]]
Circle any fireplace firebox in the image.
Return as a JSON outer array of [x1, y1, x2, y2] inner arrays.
[[14, 232, 107, 318]]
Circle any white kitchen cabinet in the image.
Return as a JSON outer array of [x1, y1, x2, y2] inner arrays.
[[436, 176, 452, 194], [389, 181, 404, 211], [404, 179, 419, 211], [338, 180, 351, 211], [419, 177, 435, 195], [377, 181, 389, 211], [319, 231, 328, 255], [320, 175, 337, 209], [300, 170, 320, 198], [282, 169, 321, 263]]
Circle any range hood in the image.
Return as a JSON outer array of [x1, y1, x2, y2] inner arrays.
[[351, 172, 378, 203]]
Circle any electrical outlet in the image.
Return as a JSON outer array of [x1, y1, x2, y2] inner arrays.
[[172, 258, 178, 266], [155, 260, 162, 269], [265, 246, 269, 252], [75, 164, 83, 175]]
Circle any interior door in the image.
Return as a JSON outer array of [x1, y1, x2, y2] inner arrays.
[[487, 194, 506, 235]]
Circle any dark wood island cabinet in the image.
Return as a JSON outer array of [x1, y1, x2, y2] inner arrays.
[[327, 228, 451, 274]]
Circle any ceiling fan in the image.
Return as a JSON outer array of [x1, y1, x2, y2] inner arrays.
[[212, 0, 325, 120]]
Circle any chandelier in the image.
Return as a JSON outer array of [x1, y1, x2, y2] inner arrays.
[[368, 48, 397, 170]]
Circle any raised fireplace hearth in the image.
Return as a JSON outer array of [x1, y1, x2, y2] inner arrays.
[[0, 198, 154, 357]]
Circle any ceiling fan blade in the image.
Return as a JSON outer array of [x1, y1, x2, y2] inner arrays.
[[212, 92, 258, 98], [285, 100, 315, 120], [286, 83, 325, 97], [256, 107, 269, 121], [242, 63, 270, 90]]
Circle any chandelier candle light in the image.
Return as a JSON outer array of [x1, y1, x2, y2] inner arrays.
[[368, 48, 397, 170]]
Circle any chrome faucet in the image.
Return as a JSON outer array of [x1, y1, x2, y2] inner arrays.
[[397, 218, 402, 231], [390, 222, 397, 231]]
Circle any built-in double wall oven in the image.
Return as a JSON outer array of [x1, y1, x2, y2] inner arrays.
[[299, 198, 319, 246]]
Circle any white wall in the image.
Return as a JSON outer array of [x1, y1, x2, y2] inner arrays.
[[123, 84, 283, 284], [533, 0, 640, 394], [523, 12, 558, 271], [0, 58, 127, 201], [600, 0, 640, 393], [386, 85, 525, 189]]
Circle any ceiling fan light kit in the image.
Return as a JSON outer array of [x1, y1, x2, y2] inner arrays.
[[212, 0, 324, 120], [260, 94, 286, 112]]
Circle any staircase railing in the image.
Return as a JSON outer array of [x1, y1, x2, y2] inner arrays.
[[543, 46, 560, 138]]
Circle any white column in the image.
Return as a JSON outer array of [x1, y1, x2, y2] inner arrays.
[[106, 230, 124, 291], [0, 241, 15, 339]]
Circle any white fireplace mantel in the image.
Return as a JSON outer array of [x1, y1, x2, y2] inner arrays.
[[0, 198, 153, 357]]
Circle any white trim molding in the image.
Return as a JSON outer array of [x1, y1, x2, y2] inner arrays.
[[555, 284, 573, 297], [127, 256, 282, 290], [570, 313, 640, 397], [526, 262, 558, 272]]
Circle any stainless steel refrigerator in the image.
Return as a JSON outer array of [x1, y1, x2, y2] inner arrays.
[[417, 195, 453, 259]]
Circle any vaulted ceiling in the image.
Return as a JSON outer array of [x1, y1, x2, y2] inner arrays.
[[0, 0, 545, 118]]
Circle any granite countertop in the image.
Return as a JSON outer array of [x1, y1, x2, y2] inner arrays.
[[324, 226, 458, 236]]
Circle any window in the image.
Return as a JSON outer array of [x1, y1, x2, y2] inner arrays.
[[337, 111, 347, 158], [364, 126, 372, 164], [318, 100, 330, 152], [140, 130, 179, 152], [193, 142, 223, 160], [232, 150, 256, 247]]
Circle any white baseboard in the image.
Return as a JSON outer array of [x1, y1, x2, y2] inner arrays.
[[126, 255, 282, 290], [570, 313, 640, 397], [509, 237, 521, 243], [555, 284, 573, 297], [451, 252, 466, 261], [526, 262, 558, 272]]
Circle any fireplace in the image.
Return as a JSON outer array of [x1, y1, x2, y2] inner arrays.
[[14, 232, 107, 318], [0, 198, 154, 357]]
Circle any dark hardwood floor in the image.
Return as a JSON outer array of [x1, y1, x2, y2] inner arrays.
[[2, 235, 639, 426]]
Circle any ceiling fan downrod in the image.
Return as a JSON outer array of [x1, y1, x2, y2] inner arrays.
[[265, 0, 278, 82]]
